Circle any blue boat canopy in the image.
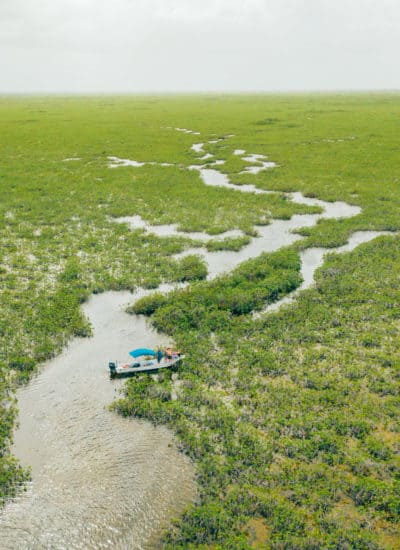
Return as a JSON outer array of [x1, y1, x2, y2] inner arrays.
[[129, 348, 156, 358]]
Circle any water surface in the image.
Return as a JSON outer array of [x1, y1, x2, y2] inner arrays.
[[0, 291, 196, 550]]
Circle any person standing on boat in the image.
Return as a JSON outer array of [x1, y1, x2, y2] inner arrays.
[[157, 348, 163, 363]]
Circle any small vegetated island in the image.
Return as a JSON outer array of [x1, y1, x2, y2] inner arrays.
[[1, 94, 399, 548]]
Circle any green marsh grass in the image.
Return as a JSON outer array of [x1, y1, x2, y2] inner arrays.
[[1, 94, 400, 547]]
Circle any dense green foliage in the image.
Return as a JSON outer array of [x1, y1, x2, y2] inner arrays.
[[205, 235, 251, 252], [1, 94, 400, 547], [0, 365, 30, 504], [132, 247, 302, 328]]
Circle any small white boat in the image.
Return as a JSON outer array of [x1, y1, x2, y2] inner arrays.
[[108, 347, 184, 377]]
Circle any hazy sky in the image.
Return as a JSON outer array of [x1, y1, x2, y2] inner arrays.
[[1, 0, 399, 93]]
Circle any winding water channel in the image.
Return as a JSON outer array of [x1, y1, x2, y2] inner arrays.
[[0, 132, 392, 548], [0, 290, 196, 550]]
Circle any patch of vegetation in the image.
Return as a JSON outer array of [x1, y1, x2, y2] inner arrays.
[[254, 117, 281, 125], [171, 254, 208, 282], [205, 235, 251, 252], [133, 247, 302, 328], [0, 364, 31, 504]]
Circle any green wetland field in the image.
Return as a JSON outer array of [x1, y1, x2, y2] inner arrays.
[[1, 94, 399, 548]]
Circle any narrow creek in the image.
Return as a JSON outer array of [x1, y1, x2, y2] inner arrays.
[[0, 132, 392, 548]]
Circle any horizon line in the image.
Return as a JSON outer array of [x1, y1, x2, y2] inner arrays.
[[1, 88, 400, 97]]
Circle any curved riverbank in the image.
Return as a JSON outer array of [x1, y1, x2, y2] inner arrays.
[[0, 291, 196, 549]]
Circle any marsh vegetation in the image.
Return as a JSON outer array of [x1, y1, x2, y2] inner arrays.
[[1, 94, 399, 547]]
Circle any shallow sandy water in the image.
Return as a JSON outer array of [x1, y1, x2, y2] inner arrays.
[[0, 291, 196, 550]]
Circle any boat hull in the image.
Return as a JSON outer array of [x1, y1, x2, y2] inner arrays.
[[109, 356, 184, 377]]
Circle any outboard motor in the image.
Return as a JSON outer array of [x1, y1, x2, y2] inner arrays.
[[109, 361, 117, 377]]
